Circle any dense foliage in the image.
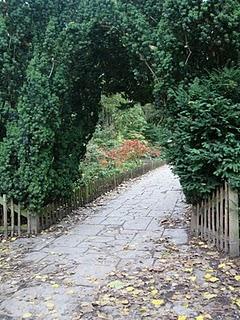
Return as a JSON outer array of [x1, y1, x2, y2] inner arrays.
[[165, 68, 240, 202], [0, 0, 239, 208], [80, 94, 160, 185]]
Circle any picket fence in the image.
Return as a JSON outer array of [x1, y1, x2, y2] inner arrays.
[[0, 159, 163, 238], [191, 183, 240, 257]]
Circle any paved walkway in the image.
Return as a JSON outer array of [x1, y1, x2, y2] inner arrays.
[[0, 165, 239, 320]]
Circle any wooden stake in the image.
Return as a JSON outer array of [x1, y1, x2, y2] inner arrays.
[[219, 186, 224, 250], [216, 189, 220, 249], [10, 199, 14, 237], [228, 186, 239, 257], [17, 203, 21, 236], [203, 199, 207, 240], [3, 194, 8, 238], [224, 182, 229, 253]]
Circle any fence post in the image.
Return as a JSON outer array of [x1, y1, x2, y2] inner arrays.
[[27, 211, 31, 235], [200, 201, 203, 237], [207, 197, 211, 244], [10, 199, 14, 237], [30, 214, 40, 234], [228, 186, 239, 257], [191, 206, 198, 235], [17, 203, 21, 236], [203, 199, 207, 240], [224, 182, 229, 253], [212, 192, 216, 246], [3, 194, 8, 238], [219, 186, 224, 250]]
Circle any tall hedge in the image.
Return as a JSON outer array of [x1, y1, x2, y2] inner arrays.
[[0, 0, 240, 208], [165, 68, 240, 203], [0, 0, 153, 209]]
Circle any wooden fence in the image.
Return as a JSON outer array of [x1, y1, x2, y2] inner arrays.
[[191, 183, 240, 257], [0, 159, 163, 238]]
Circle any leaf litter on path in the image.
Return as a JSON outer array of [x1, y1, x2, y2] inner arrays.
[[75, 236, 240, 320]]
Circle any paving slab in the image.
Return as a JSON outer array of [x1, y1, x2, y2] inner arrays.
[[0, 165, 187, 319]]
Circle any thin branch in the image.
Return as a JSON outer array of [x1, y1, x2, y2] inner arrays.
[[48, 58, 55, 79], [139, 53, 160, 83], [185, 47, 192, 65], [184, 34, 192, 65], [149, 16, 157, 23]]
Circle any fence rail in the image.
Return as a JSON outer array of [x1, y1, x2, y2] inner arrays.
[[191, 183, 240, 257], [0, 159, 163, 238]]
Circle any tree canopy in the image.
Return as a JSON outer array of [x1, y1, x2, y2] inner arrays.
[[0, 0, 239, 208]]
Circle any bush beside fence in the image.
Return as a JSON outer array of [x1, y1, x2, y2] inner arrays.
[[0, 159, 163, 238], [191, 183, 240, 257]]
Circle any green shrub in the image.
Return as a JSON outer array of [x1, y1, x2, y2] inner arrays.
[[165, 68, 240, 203]]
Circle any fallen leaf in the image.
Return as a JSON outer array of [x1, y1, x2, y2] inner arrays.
[[235, 298, 240, 308], [189, 276, 196, 282], [140, 306, 148, 313], [22, 313, 33, 319], [108, 280, 125, 289], [46, 302, 55, 310], [204, 274, 219, 283], [234, 275, 240, 281], [178, 316, 187, 320], [151, 289, 158, 296], [66, 289, 75, 295], [203, 292, 217, 300], [151, 299, 165, 307]]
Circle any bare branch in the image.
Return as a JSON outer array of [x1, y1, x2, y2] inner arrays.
[[48, 58, 55, 79]]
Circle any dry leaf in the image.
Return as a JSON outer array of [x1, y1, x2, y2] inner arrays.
[[151, 299, 165, 307], [203, 292, 217, 300], [108, 280, 125, 289], [22, 313, 33, 319], [204, 274, 219, 283]]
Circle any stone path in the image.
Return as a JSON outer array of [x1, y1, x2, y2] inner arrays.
[[0, 165, 239, 320]]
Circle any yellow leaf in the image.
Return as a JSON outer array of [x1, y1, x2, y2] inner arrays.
[[204, 274, 219, 283], [22, 313, 33, 319], [228, 285, 235, 291], [66, 289, 75, 295], [52, 283, 59, 288], [151, 299, 165, 307], [235, 298, 240, 308], [234, 275, 240, 281], [184, 268, 193, 273], [196, 315, 212, 320], [218, 263, 226, 269], [46, 302, 54, 310], [140, 306, 148, 313], [151, 289, 158, 296], [178, 316, 187, 320], [126, 286, 134, 292], [203, 292, 217, 300], [207, 269, 214, 273], [189, 276, 196, 282], [165, 276, 172, 282]]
